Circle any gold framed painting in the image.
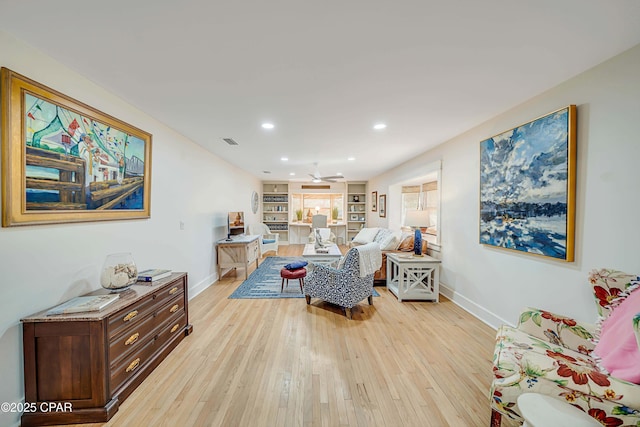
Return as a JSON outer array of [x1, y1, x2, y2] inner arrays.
[[479, 105, 576, 261], [1, 68, 152, 227]]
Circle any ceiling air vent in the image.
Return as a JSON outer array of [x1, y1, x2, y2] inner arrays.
[[223, 138, 238, 146]]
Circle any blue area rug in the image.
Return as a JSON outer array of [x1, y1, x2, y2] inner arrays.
[[229, 256, 380, 299]]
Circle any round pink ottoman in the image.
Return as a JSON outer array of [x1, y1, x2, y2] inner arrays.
[[280, 267, 306, 292]]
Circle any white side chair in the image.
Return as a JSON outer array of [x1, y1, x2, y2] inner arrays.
[[248, 223, 279, 257], [311, 214, 328, 228]]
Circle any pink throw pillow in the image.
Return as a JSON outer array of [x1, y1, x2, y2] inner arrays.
[[594, 288, 640, 383]]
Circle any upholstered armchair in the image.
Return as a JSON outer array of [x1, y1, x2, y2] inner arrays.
[[490, 268, 640, 427], [304, 243, 380, 319], [247, 223, 279, 257]]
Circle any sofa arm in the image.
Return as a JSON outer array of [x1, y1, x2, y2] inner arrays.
[[517, 307, 596, 354]]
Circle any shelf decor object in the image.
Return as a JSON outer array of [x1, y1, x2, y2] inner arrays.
[[101, 252, 138, 292], [479, 105, 576, 261], [1, 68, 152, 227]]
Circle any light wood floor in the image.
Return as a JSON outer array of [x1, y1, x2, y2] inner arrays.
[[73, 245, 510, 427]]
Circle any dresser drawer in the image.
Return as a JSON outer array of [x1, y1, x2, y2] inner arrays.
[[108, 296, 157, 339], [109, 293, 184, 366], [153, 281, 184, 308], [154, 294, 185, 328], [110, 337, 157, 394], [156, 313, 187, 349], [109, 311, 156, 367]]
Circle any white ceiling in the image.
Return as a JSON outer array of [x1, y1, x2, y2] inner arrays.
[[2, 1, 640, 182]]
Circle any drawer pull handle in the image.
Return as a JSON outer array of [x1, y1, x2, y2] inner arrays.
[[170, 324, 180, 333], [123, 310, 138, 322], [126, 358, 140, 373], [125, 333, 140, 346], [170, 304, 179, 313], [169, 286, 178, 295]]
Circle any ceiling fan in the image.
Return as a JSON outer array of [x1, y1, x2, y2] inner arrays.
[[308, 163, 344, 183]]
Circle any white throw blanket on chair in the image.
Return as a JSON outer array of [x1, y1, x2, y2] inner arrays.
[[354, 242, 382, 278]]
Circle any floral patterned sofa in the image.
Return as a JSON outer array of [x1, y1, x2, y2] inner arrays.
[[490, 269, 640, 427]]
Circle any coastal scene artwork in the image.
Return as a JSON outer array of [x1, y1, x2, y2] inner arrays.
[[479, 106, 576, 261], [1, 68, 151, 226]]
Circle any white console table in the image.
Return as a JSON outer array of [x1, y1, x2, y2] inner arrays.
[[386, 253, 441, 302], [216, 235, 260, 280]]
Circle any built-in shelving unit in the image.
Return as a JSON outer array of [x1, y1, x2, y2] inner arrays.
[[262, 182, 289, 243], [347, 182, 367, 242]]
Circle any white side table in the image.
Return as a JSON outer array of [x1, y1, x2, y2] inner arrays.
[[386, 253, 441, 302], [518, 393, 601, 427]]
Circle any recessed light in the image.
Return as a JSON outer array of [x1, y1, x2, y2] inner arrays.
[[281, 157, 288, 161], [289, 172, 295, 176], [336, 172, 343, 176], [347, 157, 355, 161], [373, 123, 387, 130], [312, 178, 321, 183], [261, 123, 275, 129]]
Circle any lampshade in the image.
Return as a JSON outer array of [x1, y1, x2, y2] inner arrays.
[[404, 209, 430, 227]]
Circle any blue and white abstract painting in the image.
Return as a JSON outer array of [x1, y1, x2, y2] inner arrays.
[[479, 106, 576, 261]]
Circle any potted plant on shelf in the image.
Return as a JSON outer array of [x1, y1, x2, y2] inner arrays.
[[295, 209, 303, 222]]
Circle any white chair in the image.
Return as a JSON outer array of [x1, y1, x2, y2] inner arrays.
[[311, 214, 328, 228], [248, 223, 279, 257]]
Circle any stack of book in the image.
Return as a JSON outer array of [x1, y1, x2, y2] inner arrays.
[[137, 269, 172, 282]]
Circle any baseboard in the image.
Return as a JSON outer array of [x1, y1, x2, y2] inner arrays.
[[439, 282, 514, 330], [189, 273, 216, 300]]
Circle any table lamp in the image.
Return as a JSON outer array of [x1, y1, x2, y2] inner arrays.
[[404, 210, 430, 256]]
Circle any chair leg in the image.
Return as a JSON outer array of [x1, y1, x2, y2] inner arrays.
[[281, 277, 285, 292], [490, 409, 502, 427], [368, 295, 373, 305], [305, 295, 311, 304], [299, 278, 303, 292], [345, 307, 352, 319]]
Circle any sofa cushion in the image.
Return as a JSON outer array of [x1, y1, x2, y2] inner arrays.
[[373, 229, 400, 250], [397, 234, 415, 252], [594, 287, 640, 383], [396, 233, 428, 253], [493, 325, 594, 379], [352, 227, 380, 244]]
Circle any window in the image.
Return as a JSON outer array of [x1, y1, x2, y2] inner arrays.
[[402, 182, 438, 230], [291, 193, 343, 222]]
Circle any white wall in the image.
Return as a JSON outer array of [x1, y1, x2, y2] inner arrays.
[[0, 31, 261, 427], [369, 43, 640, 329]]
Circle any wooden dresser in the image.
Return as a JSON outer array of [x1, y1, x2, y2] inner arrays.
[[21, 273, 192, 426]]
